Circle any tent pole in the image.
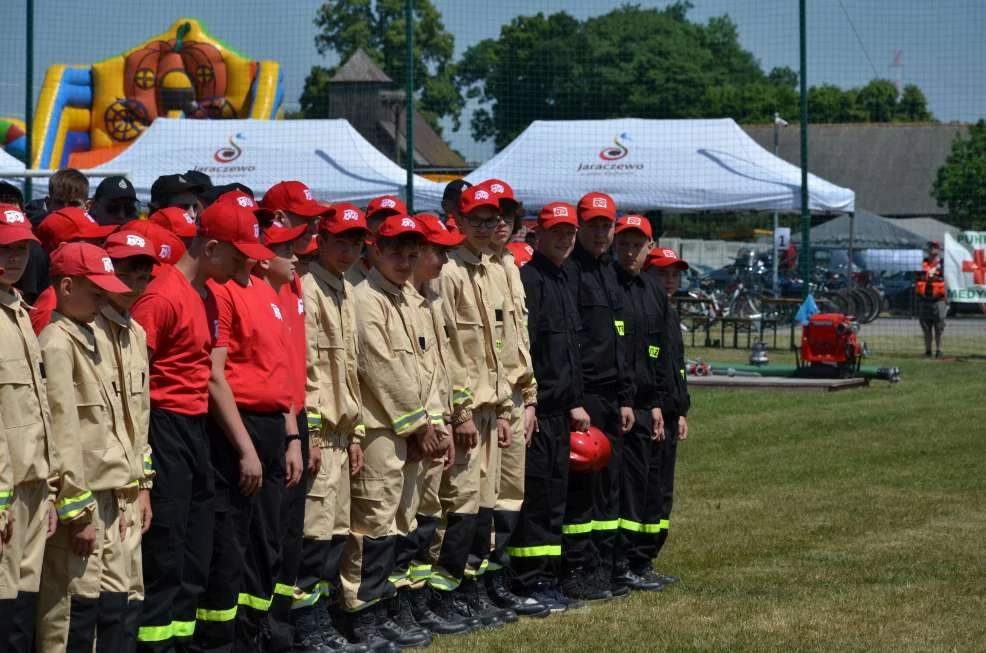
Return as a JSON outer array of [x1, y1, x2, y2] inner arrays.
[[798, 0, 811, 298], [404, 0, 414, 212], [847, 211, 856, 287], [772, 112, 782, 298]]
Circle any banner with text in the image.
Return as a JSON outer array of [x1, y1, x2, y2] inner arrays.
[[945, 231, 986, 302]]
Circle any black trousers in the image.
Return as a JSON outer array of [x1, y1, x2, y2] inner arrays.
[[506, 413, 570, 591], [192, 412, 286, 653], [563, 392, 622, 574], [618, 408, 659, 570], [638, 413, 678, 568], [268, 414, 309, 652], [138, 409, 214, 653]]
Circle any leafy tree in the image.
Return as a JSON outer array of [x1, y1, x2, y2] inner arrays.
[[897, 84, 933, 122], [856, 79, 899, 122], [299, 0, 462, 132], [932, 121, 986, 228]]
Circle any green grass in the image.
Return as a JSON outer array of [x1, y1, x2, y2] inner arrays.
[[430, 348, 986, 652]]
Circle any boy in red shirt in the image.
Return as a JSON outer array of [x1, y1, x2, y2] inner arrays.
[[131, 190, 264, 653]]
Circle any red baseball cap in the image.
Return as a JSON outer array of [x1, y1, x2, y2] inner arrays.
[[506, 241, 534, 267], [615, 214, 653, 239], [103, 230, 161, 264], [149, 206, 197, 239], [538, 202, 579, 230], [37, 207, 117, 252], [376, 214, 426, 239], [0, 204, 39, 245], [416, 213, 465, 247], [260, 181, 329, 219], [296, 235, 318, 256], [578, 192, 617, 222], [644, 247, 689, 271], [121, 220, 186, 265], [366, 195, 407, 222], [319, 203, 370, 236], [262, 221, 309, 247], [222, 190, 274, 224], [482, 179, 519, 211], [49, 242, 131, 294], [200, 193, 275, 261], [458, 185, 501, 216]]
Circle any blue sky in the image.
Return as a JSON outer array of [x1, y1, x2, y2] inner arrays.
[[2, 0, 983, 162]]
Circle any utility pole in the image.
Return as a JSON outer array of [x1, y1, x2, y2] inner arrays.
[[404, 0, 414, 212], [799, 0, 811, 296]]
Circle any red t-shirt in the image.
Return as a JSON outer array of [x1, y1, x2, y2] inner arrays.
[[29, 286, 56, 335], [132, 265, 218, 416], [210, 276, 292, 413], [278, 274, 306, 413]]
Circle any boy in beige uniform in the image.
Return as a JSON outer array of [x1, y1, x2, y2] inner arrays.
[[96, 230, 160, 649], [391, 214, 479, 637], [0, 205, 59, 653], [483, 180, 546, 617], [341, 215, 437, 649], [37, 242, 136, 652], [429, 184, 515, 627], [294, 204, 372, 650]]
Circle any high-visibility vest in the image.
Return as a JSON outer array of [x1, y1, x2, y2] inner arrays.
[[916, 258, 945, 299]]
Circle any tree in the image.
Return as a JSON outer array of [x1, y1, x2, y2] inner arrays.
[[856, 79, 899, 122], [897, 84, 933, 122], [299, 0, 462, 132], [932, 121, 986, 228]]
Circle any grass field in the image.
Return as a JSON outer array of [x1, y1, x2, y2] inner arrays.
[[430, 344, 986, 652]]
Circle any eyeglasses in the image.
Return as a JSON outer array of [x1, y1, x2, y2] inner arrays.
[[464, 216, 501, 229]]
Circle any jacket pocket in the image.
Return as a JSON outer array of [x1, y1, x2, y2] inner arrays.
[[0, 358, 42, 428]]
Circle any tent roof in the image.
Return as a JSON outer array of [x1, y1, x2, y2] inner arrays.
[[885, 216, 959, 246], [793, 209, 926, 248], [465, 118, 854, 214], [0, 147, 25, 186], [88, 118, 444, 209]]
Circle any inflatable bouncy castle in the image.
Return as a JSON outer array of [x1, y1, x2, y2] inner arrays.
[[7, 18, 283, 169]]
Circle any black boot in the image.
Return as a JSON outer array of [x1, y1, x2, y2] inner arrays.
[[428, 588, 485, 632], [597, 565, 630, 599], [485, 571, 550, 618], [293, 606, 335, 652], [379, 597, 432, 648], [462, 578, 518, 624], [314, 604, 371, 652], [561, 568, 612, 602], [614, 562, 664, 592], [406, 588, 476, 635], [447, 584, 505, 629], [350, 604, 420, 651]]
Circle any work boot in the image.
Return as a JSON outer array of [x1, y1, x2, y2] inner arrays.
[[651, 570, 680, 585], [408, 588, 477, 635], [561, 568, 612, 602], [447, 584, 506, 628], [313, 604, 371, 652], [293, 607, 336, 652], [427, 588, 484, 632], [614, 563, 664, 592], [463, 577, 518, 623], [383, 596, 432, 648], [485, 571, 550, 618], [350, 603, 430, 650]]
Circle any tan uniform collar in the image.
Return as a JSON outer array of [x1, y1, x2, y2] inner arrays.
[[368, 267, 405, 298], [52, 312, 98, 356], [311, 261, 345, 293], [100, 305, 131, 328], [457, 245, 486, 267], [0, 284, 21, 310]]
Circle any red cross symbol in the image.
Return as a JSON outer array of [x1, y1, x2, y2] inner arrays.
[[962, 248, 986, 285]]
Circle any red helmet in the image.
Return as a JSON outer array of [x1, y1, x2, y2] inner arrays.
[[569, 426, 611, 473]]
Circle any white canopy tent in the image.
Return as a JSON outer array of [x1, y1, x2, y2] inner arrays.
[[86, 118, 446, 210], [466, 118, 855, 214], [0, 147, 25, 186]]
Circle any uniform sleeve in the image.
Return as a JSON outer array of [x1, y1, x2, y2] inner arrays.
[[301, 279, 327, 448], [131, 293, 175, 354], [611, 268, 637, 408], [439, 271, 475, 425], [211, 283, 234, 348], [650, 285, 673, 411], [357, 297, 428, 438], [509, 263, 538, 407], [0, 411, 12, 527], [40, 334, 95, 523], [423, 307, 450, 426]]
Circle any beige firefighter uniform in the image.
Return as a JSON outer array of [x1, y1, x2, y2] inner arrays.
[[0, 284, 57, 604], [340, 268, 431, 611], [95, 305, 154, 610], [297, 262, 363, 606], [432, 246, 512, 586], [344, 261, 371, 288], [488, 250, 537, 569], [37, 312, 142, 652], [394, 281, 453, 589]]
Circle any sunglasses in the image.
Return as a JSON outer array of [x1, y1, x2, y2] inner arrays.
[[464, 215, 502, 229]]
